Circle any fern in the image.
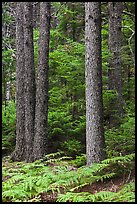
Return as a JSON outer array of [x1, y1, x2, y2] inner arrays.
[[100, 172, 116, 182], [41, 151, 64, 160], [2, 152, 135, 202], [78, 162, 109, 176], [57, 191, 117, 202], [57, 192, 91, 202], [70, 182, 89, 192], [40, 151, 72, 166], [57, 183, 135, 202], [114, 182, 135, 202], [102, 153, 135, 165], [2, 188, 31, 202], [43, 156, 72, 165], [119, 182, 135, 193]]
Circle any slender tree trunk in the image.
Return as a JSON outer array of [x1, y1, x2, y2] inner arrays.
[[11, 2, 26, 161], [108, 2, 125, 128], [72, 3, 76, 41], [24, 2, 35, 162], [127, 66, 131, 100], [2, 65, 7, 108], [85, 2, 106, 166], [33, 2, 50, 160]]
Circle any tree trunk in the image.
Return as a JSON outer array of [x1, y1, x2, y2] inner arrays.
[[2, 65, 7, 108], [33, 2, 40, 28], [33, 2, 50, 160], [72, 3, 76, 41], [11, 2, 26, 161], [24, 2, 36, 162], [85, 2, 106, 166], [108, 2, 125, 128]]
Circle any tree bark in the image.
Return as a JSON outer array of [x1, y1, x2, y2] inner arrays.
[[2, 65, 7, 108], [11, 2, 26, 161], [85, 2, 106, 166], [108, 2, 125, 128], [33, 2, 50, 160], [24, 2, 36, 162]]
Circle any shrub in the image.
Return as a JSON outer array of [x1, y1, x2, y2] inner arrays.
[[61, 139, 83, 158], [70, 154, 86, 167], [2, 101, 16, 156], [105, 113, 135, 157]]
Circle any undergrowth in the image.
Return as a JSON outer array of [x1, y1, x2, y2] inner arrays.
[[2, 152, 135, 202], [57, 182, 135, 202]]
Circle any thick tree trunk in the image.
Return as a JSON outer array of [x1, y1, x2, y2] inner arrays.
[[33, 2, 50, 160], [108, 2, 125, 128], [85, 2, 106, 166], [11, 2, 26, 161], [33, 2, 40, 28], [24, 2, 36, 162]]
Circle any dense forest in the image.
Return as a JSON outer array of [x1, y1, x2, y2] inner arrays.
[[2, 2, 135, 202]]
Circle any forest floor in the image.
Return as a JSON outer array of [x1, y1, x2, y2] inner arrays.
[[39, 169, 135, 202], [2, 156, 135, 202]]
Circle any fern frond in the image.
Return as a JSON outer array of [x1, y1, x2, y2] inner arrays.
[[100, 172, 116, 182], [78, 162, 109, 176], [2, 188, 31, 201], [70, 182, 89, 192], [102, 153, 135, 165], [118, 182, 135, 194], [57, 191, 117, 202], [42, 151, 64, 160]]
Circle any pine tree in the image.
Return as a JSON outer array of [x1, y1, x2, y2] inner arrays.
[[33, 2, 51, 160], [11, 2, 26, 161], [85, 2, 106, 165], [24, 2, 36, 162], [108, 2, 125, 128]]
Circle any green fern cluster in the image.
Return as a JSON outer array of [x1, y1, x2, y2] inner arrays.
[[57, 182, 135, 202], [2, 153, 135, 202], [3, 164, 54, 201], [41, 151, 72, 165]]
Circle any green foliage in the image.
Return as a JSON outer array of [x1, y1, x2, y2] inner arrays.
[[61, 139, 83, 157], [102, 153, 135, 165], [101, 153, 135, 175], [48, 111, 72, 152], [41, 151, 72, 166], [70, 154, 86, 167], [57, 191, 114, 202], [48, 111, 85, 153], [49, 40, 85, 108], [57, 182, 135, 202], [2, 3, 16, 102], [2, 2, 135, 202], [33, 28, 39, 67], [105, 113, 135, 157], [2, 101, 16, 155], [103, 90, 118, 109], [2, 152, 135, 202], [51, 2, 84, 42]]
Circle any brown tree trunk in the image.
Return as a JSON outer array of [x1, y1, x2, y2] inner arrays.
[[108, 2, 125, 128], [11, 2, 26, 161], [24, 2, 36, 162], [85, 2, 106, 166], [33, 2, 50, 160]]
